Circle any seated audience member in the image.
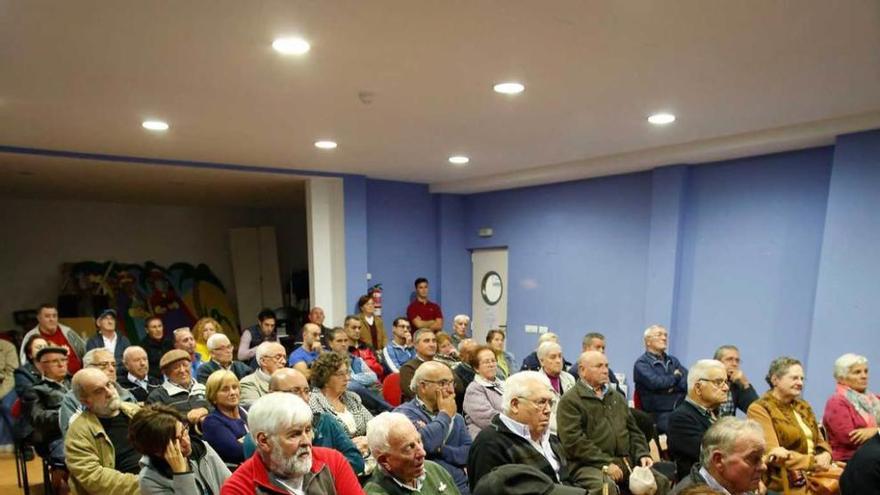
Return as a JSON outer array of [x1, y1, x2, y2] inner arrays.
[[241, 341, 287, 406], [450, 314, 471, 349], [221, 392, 363, 494], [537, 341, 576, 435], [840, 429, 880, 495], [196, 333, 252, 384], [747, 356, 836, 495], [14, 334, 48, 396], [473, 464, 585, 495], [267, 368, 365, 474], [193, 316, 223, 363], [633, 324, 688, 434], [0, 338, 17, 451], [382, 317, 415, 373], [21, 346, 71, 465], [289, 322, 324, 375], [407, 277, 444, 332], [453, 339, 478, 411], [147, 349, 212, 428], [558, 350, 671, 495], [308, 306, 333, 347], [85, 308, 131, 378], [143, 316, 173, 379], [236, 308, 278, 368], [823, 352, 880, 461], [671, 417, 767, 495], [357, 294, 387, 350], [173, 327, 204, 376], [202, 370, 248, 465], [713, 345, 759, 417], [64, 368, 141, 495], [327, 326, 391, 413], [129, 405, 230, 495], [308, 351, 374, 455], [399, 329, 437, 403], [345, 315, 386, 380], [365, 411, 460, 495], [396, 361, 472, 495], [118, 345, 162, 402], [463, 345, 504, 438], [20, 303, 86, 375], [521, 332, 572, 372], [60, 348, 137, 435], [486, 329, 516, 380], [668, 359, 729, 481], [467, 371, 579, 492], [434, 332, 461, 370]]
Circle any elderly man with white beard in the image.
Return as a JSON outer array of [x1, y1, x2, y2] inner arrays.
[[64, 367, 142, 495], [221, 392, 364, 495]]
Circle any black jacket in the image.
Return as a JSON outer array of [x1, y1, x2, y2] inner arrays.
[[117, 373, 163, 402], [21, 376, 71, 445], [841, 434, 880, 495], [143, 337, 173, 379], [668, 400, 715, 481]]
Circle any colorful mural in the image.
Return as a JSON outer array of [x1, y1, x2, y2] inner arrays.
[[58, 261, 239, 344]]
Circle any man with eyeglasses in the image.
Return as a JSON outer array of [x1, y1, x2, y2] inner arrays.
[[85, 308, 131, 379], [195, 333, 253, 383], [558, 350, 671, 495], [21, 345, 72, 466], [395, 361, 472, 494], [467, 371, 584, 494], [668, 359, 731, 481], [383, 317, 416, 374], [59, 348, 137, 435], [241, 341, 287, 406]]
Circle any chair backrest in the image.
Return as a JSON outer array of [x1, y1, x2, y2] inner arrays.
[[382, 373, 402, 407]]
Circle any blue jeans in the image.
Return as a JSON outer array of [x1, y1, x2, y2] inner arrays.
[[0, 390, 16, 445]]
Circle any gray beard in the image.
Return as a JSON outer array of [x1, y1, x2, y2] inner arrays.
[[268, 438, 312, 478]]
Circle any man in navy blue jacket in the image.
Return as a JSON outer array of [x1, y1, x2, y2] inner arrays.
[[633, 324, 688, 434]]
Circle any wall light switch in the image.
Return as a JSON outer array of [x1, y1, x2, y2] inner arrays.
[[525, 325, 538, 334], [538, 326, 548, 334]]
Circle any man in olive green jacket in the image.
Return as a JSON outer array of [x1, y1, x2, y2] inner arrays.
[[557, 351, 670, 495]]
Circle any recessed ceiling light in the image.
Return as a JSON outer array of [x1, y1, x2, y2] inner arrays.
[[314, 140, 337, 149], [142, 120, 169, 131], [272, 37, 311, 55], [648, 113, 676, 125], [448, 155, 470, 165], [493, 82, 525, 95]]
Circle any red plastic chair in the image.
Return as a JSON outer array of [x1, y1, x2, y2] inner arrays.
[[382, 373, 402, 407]]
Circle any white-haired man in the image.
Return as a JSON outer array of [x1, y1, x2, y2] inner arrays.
[[59, 348, 137, 435], [467, 371, 583, 494], [536, 341, 576, 435], [240, 341, 287, 405], [221, 392, 362, 494], [118, 345, 161, 402], [450, 314, 471, 348], [173, 326, 204, 375], [520, 332, 572, 372], [365, 411, 460, 495], [671, 417, 767, 495], [196, 333, 253, 383], [65, 367, 142, 495], [668, 359, 730, 481], [633, 324, 688, 434], [395, 361, 472, 494]]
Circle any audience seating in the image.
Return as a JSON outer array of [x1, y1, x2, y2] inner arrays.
[[382, 373, 402, 407]]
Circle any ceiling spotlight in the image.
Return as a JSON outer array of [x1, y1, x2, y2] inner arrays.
[[493, 82, 525, 95], [314, 140, 337, 149], [648, 113, 676, 125], [272, 37, 311, 55], [448, 155, 470, 165], [142, 120, 169, 131]]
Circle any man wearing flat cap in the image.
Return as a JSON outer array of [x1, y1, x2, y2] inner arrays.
[[85, 308, 131, 378], [146, 349, 212, 427], [21, 346, 72, 465]]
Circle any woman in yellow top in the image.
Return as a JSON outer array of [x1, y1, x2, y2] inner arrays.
[[192, 317, 223, 363], [747, 356, 837, 494]]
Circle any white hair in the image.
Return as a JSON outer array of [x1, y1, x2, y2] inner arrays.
[[453, 314, 470, 325], [502, 371, 552, 414], [206, 332, 231, 351], [537, 332, 558, 346], [700, 417, 765, 466], [643, 324, 666, 340], [255, 341, 284, 363], [536, 341, 562, 361], [248, 392, 313, 438], [82, 348, 112, 368], [834, 353, 868, 381], [122, 345, 146, 363], [366, 412, 413, 456], [411, 361, 448, 392], [173, 327, 192, 339], [687, 359, 726, 391]]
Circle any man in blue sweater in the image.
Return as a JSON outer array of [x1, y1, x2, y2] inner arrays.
[[633, 324, 688, 434]]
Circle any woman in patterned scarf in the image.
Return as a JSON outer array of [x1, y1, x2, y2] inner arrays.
[[823, 353, 880, 461]]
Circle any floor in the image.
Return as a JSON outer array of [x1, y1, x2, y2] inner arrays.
[[0, 452, 46, 495]]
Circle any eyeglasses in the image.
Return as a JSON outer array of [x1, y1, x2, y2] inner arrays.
[[41, 358, 68, 366], [176, 423, 190, 441], [281, 387, 311, 396], [518, 396, 557, 409], [698, 378, 729, 388], [262, 353, 287, 361], [333, 369, 350, 377], [91, 361, 116, 369], [422, 379, 455, 388], [479, 358, 497, 365]]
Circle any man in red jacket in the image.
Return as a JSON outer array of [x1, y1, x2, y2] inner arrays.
[[221, 392, 363, 495]]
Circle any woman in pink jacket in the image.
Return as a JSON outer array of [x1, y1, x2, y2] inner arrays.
[[823, 353, 880, 461]]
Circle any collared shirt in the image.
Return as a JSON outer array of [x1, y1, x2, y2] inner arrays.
[[498, 413, 561, 479], [384, 465, 426, 492], [699, 466, 733, 495], [685, 397, 718, 423], [102, 332, 118, 354], [415, 397, 455, 440], [583, 381, 610, 398], [127, 372, 149, 391], [719, 387, 737, 417], [270, 473, 305, 494]]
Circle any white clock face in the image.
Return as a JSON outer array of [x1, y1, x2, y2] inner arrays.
[[481, 271, 503, 306]]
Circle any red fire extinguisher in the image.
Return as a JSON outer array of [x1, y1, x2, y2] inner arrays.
[[369, 284, 383, 316]]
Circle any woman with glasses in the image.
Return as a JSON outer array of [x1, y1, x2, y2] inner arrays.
[[129, 404, 230, 495], [823, 353, 880, 462], [308, 351, 374, 459], [464, 345, 505, 438], [748, 357, 838, 495]]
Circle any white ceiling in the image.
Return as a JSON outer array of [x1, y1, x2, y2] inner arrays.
[[1, 1, 879, 195]]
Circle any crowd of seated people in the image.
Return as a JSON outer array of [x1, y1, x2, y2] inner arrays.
[[7, 287, 879, 495]]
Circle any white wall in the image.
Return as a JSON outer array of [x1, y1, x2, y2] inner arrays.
[[0, 196, 306, 330]]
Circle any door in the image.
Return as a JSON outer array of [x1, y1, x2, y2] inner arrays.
[[471, 248, 508, 345]]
